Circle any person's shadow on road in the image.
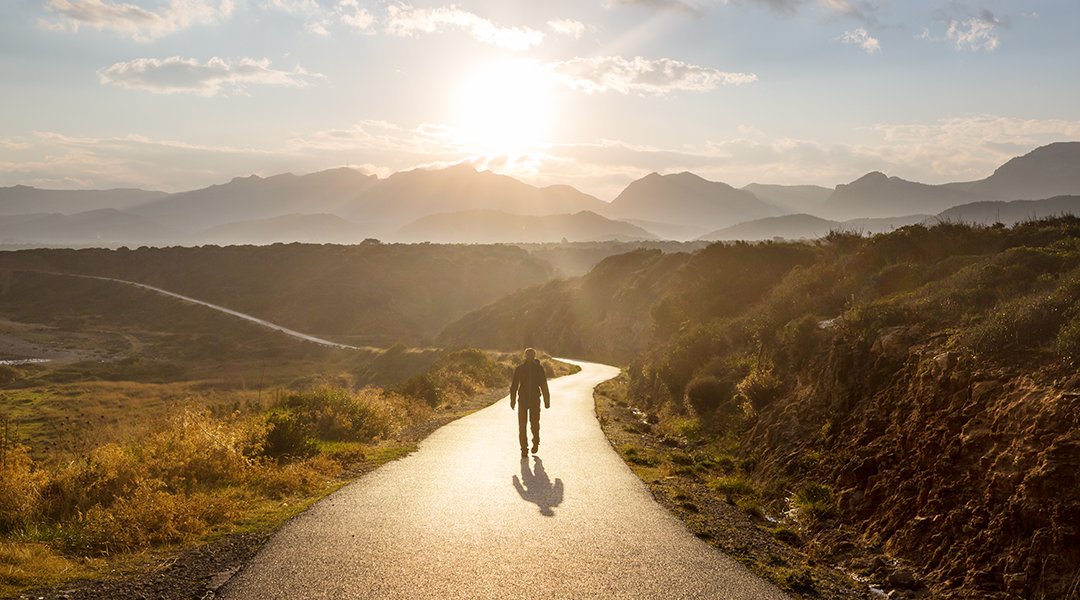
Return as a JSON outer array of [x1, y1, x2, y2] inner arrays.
[[512, 457, 564, 517]]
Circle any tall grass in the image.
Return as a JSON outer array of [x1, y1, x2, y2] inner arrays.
[[0, 347, 514, 568]]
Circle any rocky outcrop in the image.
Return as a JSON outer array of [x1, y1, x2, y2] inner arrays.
[[749, 324, 1080, 599]]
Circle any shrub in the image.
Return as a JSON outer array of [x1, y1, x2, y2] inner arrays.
[[0, 443, 44, 533], [0, 365, 21, 385], [76, 482, 242, 552], [773, 525, 802, 545], [785, 568, 816, 594], [685, 376, 727, 415], [1057, 316, 1080, 362], [398, 372, 441, 407], [792, 482, 840, 525], [274, 386, 420, 445], [736, 368, 783, 412], [709, 475, 754, 496], [263, 407, 317, 460]]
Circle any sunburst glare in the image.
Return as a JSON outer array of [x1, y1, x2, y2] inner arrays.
[[455, 59, 553, 154]]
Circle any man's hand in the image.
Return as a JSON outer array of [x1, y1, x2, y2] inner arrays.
[[510, 399, 516, 410], [545, 402, 550, 409]]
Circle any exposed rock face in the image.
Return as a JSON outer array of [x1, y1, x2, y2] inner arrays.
[[748, 325, 1080, 599]]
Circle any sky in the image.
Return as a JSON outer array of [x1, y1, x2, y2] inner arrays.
[[1, 0, 1078, 201]]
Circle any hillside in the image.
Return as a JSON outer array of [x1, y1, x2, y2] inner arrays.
[[335, 164, 610, 227], [0, 209, 182, 246], [742, 183, 833, 214], [131, 168, 379, 232], [605, 172, 777, 230], [698, 214, 841, 241], [698, 213, 932, 242], [393, 209, 657, 244], [437, 242, 817, 364], [969, 141, 1080, 201], [0, 243, 556, 345], [938, 195, 1080, 225], [816, 172, 980, 220], [0, 186, 166, 216], [197, 213, 381, 246], [441, 217, 1080, 599]]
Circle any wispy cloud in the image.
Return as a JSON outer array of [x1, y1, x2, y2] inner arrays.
[[816, 0, 880, 26], [385, 4, 543, 50], [261, 0, 321, 15], [305, 20, 331, 36], [605, 0, 710, 18], [548, 18, 586, 39], [97, 57, 319, 97], [0, 138, 32, 150], [837, 28, 880, 53], [919, 9, 1002, 52], [547, 56, 756, 95], [607, 0, 882, 24], [337, 0, 374, 31], [40, 0, 234, 41]]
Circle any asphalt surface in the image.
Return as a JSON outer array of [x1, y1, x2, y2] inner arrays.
[[221, 360, 790, 600]]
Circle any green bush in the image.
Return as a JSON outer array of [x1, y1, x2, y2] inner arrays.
[[793, 483, 839, 524], [1057, 316, 1080, 362], [262, 408, 317, 460], [398, 372, 441, 407], [736, 368, 783, 412], [685, 376, 726, 415], [709, 475, 754, 496]]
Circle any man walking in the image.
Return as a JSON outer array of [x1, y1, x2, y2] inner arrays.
[[510, 348, 550, 458]]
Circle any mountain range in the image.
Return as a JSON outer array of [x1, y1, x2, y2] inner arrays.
[[1, 142, 1078, 246]]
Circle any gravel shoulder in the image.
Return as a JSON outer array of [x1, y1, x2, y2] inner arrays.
[[592, 376, 884, 600]]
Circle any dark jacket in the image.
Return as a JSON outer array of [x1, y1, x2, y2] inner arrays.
[[510, 359, 550, 406]]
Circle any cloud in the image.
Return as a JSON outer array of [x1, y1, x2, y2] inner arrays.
[[604, 0, 709, 18], [836, 28, 880, 53], [97, 56, 319, 97], [547, 56, 756, 95], [607, 0, 882, 24], [262, 0, 321, 15], [919, 10, 1002, 51], [0, 138, 32, 150], [305, 20, 330, 35], [548, 18, 586, 39], [41, 0, 234, 41], [385, 4, 543, 50], [816, 0, 880, 26], [337, 0, 374, 31]]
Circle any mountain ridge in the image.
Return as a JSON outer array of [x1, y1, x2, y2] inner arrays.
[[2, 142, 1079, 246]]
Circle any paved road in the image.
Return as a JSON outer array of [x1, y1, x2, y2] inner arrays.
[[221, 361, 789, 600]]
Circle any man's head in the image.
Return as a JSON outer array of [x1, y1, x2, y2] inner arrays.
[[524, 348, 536, 361]]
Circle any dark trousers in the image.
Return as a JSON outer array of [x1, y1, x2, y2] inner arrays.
[[518, 398, 541, 451]]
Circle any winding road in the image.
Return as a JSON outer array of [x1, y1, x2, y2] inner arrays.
[[220, 361, 789, 600], [58, 273, 362, 350]]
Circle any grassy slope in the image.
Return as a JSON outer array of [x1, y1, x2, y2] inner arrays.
[[0, 243, 556, 345]]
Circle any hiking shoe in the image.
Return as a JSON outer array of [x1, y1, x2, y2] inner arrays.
[[531, 443, 539, 454]]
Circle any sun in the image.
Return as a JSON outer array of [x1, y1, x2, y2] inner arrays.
[[455, 59, 553, 154]]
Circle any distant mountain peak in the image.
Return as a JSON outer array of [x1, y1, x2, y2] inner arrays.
[[850, 171, 889, 185]]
